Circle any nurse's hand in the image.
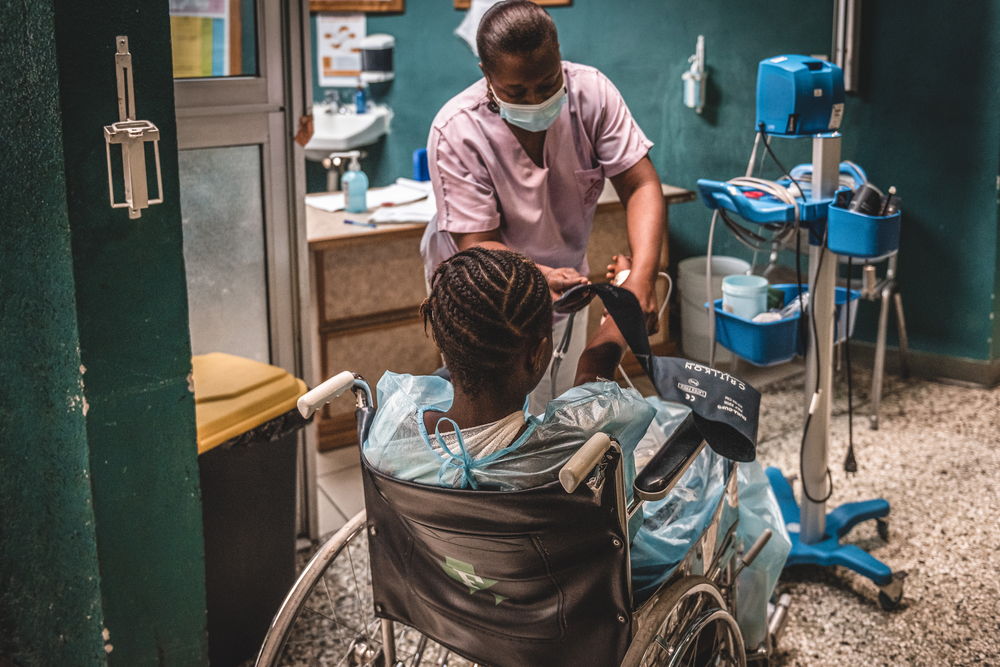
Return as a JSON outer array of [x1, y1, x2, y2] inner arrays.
[[543, 266, 590, 301]]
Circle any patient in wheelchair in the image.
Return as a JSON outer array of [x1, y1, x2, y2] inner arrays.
[[364, 247, 790, 614]]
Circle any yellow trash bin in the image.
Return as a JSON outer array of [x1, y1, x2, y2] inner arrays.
[[192, 353, 308, 667]]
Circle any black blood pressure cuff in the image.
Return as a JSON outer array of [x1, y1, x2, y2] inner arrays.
[[554, 283, 760, 462]]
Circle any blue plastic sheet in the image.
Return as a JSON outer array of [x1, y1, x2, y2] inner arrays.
[[364, 372, 655, 493]]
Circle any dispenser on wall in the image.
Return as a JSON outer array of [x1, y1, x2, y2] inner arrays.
[[103, 36, 163, 219], [360, 34, 394, 84], [682, 35, 707, 114], [360, 33, 396, 83]]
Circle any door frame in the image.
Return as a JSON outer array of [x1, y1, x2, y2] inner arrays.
[[173, 0, 319, 538]]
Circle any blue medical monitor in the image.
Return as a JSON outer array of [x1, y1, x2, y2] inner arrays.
[[756, 55, 845, 137]]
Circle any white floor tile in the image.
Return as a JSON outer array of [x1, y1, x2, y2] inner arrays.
[[316, 487, 348, 537], [314, 444, 361, 475], [318, 464, 365, 520]]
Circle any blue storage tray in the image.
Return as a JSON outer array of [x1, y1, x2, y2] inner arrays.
[[696, 179, 846, 226], [827, 204, 900, 258], [711, 285, 805, 366], [710, 284, 861, 366]]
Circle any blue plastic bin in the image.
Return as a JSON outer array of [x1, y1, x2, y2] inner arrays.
[[827, 204, 900, 258], [711, 284, 804, 366], [710, 284, 861, 366]]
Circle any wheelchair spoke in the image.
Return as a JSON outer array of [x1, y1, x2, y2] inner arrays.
[[320, 573, 362, 639], [346, 537, 374, 647], [408, 633, 429, 666]]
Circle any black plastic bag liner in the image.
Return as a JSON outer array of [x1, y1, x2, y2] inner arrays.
[[555, 283, 760, 462]]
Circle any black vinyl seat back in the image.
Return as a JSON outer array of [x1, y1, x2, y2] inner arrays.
[[360, 451, 632, 667]]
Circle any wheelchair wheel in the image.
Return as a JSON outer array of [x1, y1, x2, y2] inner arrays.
[[622, 576, 746, 667], [256, 510, 472, 667]]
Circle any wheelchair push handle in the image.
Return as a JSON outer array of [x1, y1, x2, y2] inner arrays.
[[297, 370, 356, 418], [559, 432, 613, 493]]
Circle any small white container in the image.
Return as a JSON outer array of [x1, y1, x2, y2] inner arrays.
[[722, 274, 768, 320]]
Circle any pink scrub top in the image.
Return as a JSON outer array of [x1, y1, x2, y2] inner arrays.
[[420, 61, 653, 280]]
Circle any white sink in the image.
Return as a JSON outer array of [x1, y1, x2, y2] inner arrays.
[[304, 104, 393, 161]]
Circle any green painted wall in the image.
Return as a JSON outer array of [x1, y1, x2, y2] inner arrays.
[[840, 0, 1000, 362], [0, 4, 106, 665], [310, 0, 1000, 364], [51, 0, 209, 664]]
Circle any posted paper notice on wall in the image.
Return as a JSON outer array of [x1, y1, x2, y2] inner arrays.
[[316, 13, 366, 88]]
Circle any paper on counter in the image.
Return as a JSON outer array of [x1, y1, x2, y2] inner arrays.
[[369, 192, 436, 224], [306, 181, 430, 213], [306, 192, 346, 213]]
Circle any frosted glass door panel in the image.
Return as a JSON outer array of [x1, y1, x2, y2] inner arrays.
[[180, 145, 270, 362]]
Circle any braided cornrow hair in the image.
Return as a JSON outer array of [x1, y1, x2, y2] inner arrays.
[[421, 247, 552, 396]]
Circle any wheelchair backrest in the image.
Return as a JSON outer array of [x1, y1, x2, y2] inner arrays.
[[360, 451, 633, 667]]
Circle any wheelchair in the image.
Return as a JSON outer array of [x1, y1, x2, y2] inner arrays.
[[255, 369, 790, 667]]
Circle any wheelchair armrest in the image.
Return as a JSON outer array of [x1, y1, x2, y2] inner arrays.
[[560, 432, 613, 493], [634, 414, 706, 502]]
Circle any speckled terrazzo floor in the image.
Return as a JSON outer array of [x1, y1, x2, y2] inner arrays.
[[754, 371, 1000, 666], [272, 363, 998, 666]]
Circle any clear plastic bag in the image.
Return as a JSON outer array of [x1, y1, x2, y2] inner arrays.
[[734, 457, 791, 648], [630, 446, 727, 602], [629, 397, 789, 621], [363, 372, 655, 493]]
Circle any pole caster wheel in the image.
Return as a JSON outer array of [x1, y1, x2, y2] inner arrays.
[[877, 571, 906, 611], [876, 518, 890, 542]]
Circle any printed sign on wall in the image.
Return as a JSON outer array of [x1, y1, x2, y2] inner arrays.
[[316, 13, 366, 88]]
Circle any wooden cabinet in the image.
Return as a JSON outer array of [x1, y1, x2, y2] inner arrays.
[[307, 182, 695, 450]]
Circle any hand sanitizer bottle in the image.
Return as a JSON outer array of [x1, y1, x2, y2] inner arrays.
[[354, 78, 367, 114], [341, 152, 368, 213]]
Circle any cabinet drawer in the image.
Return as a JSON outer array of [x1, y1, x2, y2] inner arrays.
[[316, 233, 427, 324]]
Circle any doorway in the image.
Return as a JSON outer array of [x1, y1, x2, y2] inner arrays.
[[170, 0, 319, 537]]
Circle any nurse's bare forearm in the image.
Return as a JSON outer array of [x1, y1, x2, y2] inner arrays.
[[451, 231, 589, 295], [574, 317, 627, 385], [451, 231, 555, 273], [611, 157, 664, 286]]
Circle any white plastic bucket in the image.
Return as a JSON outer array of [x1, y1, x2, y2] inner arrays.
[[678, 256, 750, 362], [722, 274, 768, 319]]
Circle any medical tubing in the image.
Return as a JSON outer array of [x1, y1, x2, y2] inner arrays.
[[706, 210, 719, 368], [799, 233, 834, 504], [844, 257, 857, 473], [800, 409, 834, 504], [550, 310, 577, 400], [615, 272, 672, 389], [719, 176, 800, 254], [758, 124, 807, 200]]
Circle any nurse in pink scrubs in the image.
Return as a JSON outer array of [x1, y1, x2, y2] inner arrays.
[[421, 0, 665, 410]]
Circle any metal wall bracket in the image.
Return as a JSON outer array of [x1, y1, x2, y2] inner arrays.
[[833, 0, 862, 93], [104, 36, 163, 219]]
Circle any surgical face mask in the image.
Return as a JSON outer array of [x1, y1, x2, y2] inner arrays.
[[491, 85, 567, 133]]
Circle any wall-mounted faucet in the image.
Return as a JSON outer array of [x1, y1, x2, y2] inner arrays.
[[323, 90, 341, 114]]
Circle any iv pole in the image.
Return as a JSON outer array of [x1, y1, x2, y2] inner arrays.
[[764, 133, 907, 611], [801, 133, 840, 543]]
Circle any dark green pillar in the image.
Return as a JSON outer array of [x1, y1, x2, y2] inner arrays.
[[0, 2, 106, 665], [51, 0, 209, 663]]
